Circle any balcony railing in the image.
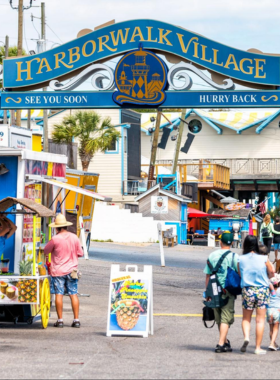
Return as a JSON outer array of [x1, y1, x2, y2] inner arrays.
[[141, 162, 230, 190]]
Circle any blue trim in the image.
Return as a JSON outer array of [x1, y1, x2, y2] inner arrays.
[[192, 109, 223, 134], [256, 109, 280, 134], [165, 222, 181, 244], [36, 109, 65, 125], [105, 139, 119, 154], [121, 127, 124, 195]]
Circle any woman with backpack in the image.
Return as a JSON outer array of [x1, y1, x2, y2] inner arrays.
[[238, 235, 275, 355], [260, 214, 280, 255]]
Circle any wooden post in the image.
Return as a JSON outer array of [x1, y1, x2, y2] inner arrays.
[[16, 0, 23, 127], [148, 110, 161, 189], [3, 36, 9, 125], [172, 109, 186, 174]]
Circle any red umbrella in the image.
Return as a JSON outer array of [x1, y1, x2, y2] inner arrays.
[[188, 207, 228, 218]]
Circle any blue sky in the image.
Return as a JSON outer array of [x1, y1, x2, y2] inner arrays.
[[1, 0, 280, 90], [1, 0, 279, 53]]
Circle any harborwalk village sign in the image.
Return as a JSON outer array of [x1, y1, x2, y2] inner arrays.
[[2, 19, 280, 109]]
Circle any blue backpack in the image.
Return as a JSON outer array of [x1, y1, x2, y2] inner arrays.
[[225, 252, 242, 296]]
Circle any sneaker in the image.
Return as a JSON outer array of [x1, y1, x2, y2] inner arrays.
[[268, 345, 278, 351], [71, 320, 81, 328], [54, 321, 64, 328]]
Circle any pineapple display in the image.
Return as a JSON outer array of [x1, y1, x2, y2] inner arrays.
[[17, 260, 37, 303], [115, 300, 141, 331]]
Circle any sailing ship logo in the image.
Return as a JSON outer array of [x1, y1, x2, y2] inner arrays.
[[113, 46, 168, 106]]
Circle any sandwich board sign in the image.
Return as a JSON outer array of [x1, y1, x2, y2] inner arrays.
[[106, 264, 153, 337]]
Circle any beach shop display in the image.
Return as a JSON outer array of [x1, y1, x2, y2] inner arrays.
[[107, 265, 153, 337]]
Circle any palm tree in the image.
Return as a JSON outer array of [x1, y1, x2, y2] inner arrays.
[[52, 111, 121, 171], [52, 115, 79, 169], [0, 45, 26, 64]]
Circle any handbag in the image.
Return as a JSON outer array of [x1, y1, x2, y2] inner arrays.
[[202, 306, 215, 328], [225, 253, 242, 296]]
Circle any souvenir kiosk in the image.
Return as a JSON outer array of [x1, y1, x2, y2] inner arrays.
[[0, 147, 110, 327], [0, 197, 53, 328]]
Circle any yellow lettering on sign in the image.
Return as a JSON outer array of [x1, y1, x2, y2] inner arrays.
[[16, 57, 40, 81], [240, 58, 253, 75], [158, 29, 173, 46], [201, 45, 212, 63], [212, 49, 223, 67], [54, 52, 73, 69], [69, 47, 80, 64], [254, 58, 266, 78], [82, 40, 96, 57], [177, 34, 199, 54], [98, 35, 117, 52], [147, 27, 158, 42], [110, 28, 130, 46], [37, 57, 52, 74], [224, 54, 240, 71], [130, 27, 145, 42]]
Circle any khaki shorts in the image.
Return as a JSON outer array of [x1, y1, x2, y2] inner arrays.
[[213, 292, 235, 326]]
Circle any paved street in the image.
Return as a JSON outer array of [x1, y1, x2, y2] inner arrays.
[[0, 242, 278, 379]]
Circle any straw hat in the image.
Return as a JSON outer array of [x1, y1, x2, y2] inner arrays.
[[49, 214, 73, 228]]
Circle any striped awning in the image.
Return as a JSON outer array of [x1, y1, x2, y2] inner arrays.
[[198, 109, 276, 131], [15, 109, 44, 120], [141, 109, 280, 134]]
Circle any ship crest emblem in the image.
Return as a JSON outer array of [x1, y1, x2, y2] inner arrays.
[[113, 46, 168, 106]]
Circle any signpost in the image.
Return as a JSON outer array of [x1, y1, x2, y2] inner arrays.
[[106, 264, 153, 338]]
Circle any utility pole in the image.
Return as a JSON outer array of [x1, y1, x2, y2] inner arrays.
[[41, 2, 48, 152], [10, 0, 35, 127], [3, 36, 9, 125], [15, 0, 23, 127], [147, 110, 161, 189], [172, 109, 186, 174]]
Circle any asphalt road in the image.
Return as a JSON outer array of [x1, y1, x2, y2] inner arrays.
[[88, 241, 228, 269], [0, 243, 278, 379]]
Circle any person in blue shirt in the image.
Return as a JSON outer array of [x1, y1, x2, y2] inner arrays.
[[238, 235, 275, 355], [267, 274, 280, 351]]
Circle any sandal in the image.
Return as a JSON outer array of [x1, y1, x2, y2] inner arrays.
[[240, 340, 249, 353], [54, 320, 64, 328], [269, 345, 278, 351], [254, 349, 266, 355]]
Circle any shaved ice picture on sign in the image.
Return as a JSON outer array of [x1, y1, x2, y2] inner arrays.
[[108, 273, 150, 334]]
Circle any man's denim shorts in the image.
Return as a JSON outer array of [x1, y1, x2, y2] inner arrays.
[[51, 274, 78, 295]]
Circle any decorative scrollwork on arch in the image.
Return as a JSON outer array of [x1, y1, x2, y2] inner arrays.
[[167, 62, 235, 91], [49, 64, 115, 91]]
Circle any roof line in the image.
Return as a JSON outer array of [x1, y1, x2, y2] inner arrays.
[[256, 109, 280, 134], [192, 109, 223, 135]]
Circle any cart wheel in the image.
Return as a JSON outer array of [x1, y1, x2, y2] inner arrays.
[[41, 278, 50, 329], [27, 317, 33, 325]]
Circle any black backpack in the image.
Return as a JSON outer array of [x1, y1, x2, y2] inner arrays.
[[203, 250, 231, 309]]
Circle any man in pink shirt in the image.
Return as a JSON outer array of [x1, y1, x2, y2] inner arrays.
[[44, 214, 84, 328]]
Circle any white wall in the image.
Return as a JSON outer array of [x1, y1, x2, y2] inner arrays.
[[92, 202, 159, 243], [141, 116, 280, 161]]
